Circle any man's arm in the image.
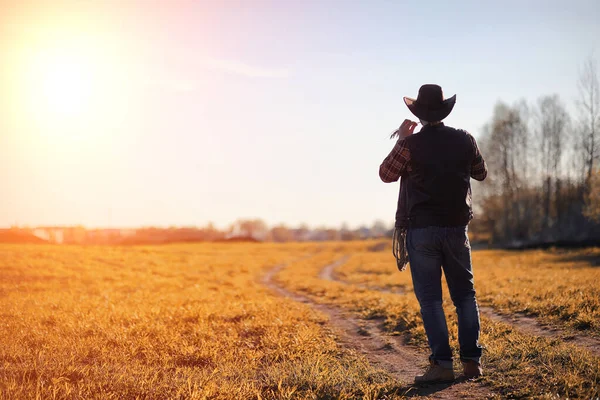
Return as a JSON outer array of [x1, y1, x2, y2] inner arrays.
[[379, 119, 417, 183], [468, 134, 487, 181], [379, 138, 411, 183]]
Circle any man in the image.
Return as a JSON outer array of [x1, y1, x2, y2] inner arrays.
[[379, 84, 487, 383]]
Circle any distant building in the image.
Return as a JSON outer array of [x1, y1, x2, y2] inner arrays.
[[33, 227, 64, 244]]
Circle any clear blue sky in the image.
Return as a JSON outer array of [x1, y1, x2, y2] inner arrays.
[[1, 0, 599, 229]]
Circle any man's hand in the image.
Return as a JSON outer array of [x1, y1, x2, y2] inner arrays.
[[391, 119, 418, 139]]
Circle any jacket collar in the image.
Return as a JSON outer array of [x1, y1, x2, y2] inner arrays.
[[419, 122, 445, 133]]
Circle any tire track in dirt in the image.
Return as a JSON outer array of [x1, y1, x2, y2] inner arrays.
[[322, 260, 600, 358], [263, 257, 495, 399], [478, 306, 600, 356]]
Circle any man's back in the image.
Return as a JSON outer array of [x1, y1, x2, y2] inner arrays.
[[403, 124, 475, 228]]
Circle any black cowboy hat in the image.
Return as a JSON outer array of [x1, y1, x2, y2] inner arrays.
[[403, 84, 456, 122]]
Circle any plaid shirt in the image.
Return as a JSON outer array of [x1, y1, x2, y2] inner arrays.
[[379, 131, 487, 183]]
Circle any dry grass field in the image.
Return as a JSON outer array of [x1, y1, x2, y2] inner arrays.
[[294, 245, 600, 398], [335, 247, 600, 337], [1, 242, 599, 399], [0, 243, 400, 399]]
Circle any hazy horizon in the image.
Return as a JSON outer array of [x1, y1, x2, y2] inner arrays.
[[1, 0, 599, 229]]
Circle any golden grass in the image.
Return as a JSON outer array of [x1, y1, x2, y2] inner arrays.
[[1, 242, 599, 398], [474, 248, 600, 335], [335, 247, 600, 337], [0, 243, 400, 399], [277, 243, 600, 398]]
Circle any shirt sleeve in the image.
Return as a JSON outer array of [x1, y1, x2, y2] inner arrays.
[[379, 139, 411, 183], [468, 133, 487, 181]]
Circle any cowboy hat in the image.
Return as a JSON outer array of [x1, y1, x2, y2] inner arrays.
[[403, 84, 456, 122]]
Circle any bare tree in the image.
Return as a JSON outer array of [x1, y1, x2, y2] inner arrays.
[[479, 101, 531, 241], [233, 219, 269, 240], [271, 224, 293, 242], [536, 95, 570, 233], [371, 219, 389, 237], [473, 57, 600, 245], [584, 168, 600, 221], [576, 56, 600, 188]]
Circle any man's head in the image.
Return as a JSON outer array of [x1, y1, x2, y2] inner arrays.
[[404, 84, 456, 122]]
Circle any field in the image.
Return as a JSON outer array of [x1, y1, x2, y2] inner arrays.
[[0, 242, 599, 399]]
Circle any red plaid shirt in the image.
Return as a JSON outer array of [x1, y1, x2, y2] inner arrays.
[[379, 131, 487, 183]]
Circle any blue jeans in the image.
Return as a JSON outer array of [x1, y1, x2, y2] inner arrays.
[[407, 226, 482, 368]]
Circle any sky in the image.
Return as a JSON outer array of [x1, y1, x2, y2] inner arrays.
[[1, 0, 599, 229]]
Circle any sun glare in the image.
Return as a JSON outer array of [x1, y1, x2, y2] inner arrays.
[[13, 29, 119, 144], [5, 10, 134, 156], [34, 48, 97, 117]]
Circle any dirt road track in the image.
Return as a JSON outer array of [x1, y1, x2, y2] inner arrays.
[[262, 258, 495, 399], [478, 306, 600, 357], [320, 259, 600, 358]]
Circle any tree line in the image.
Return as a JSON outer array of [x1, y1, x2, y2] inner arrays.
[[2, 219, 392, 244], [471, 56, 600, 246]]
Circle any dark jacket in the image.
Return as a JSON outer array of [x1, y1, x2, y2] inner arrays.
[[395, 124, 477, 229]]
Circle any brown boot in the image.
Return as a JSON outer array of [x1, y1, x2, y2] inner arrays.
[[414, 360, 455, 384], [462, 360, 483, 379]]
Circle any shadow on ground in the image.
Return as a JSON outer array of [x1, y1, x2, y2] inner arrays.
[[401, 376, 478, 397], [556, 251, 600, 267]]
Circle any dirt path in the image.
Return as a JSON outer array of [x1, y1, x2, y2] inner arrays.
[[478, 306, 600, 356], [263, 259, 495, 399], [321, 259, 600, 358]]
